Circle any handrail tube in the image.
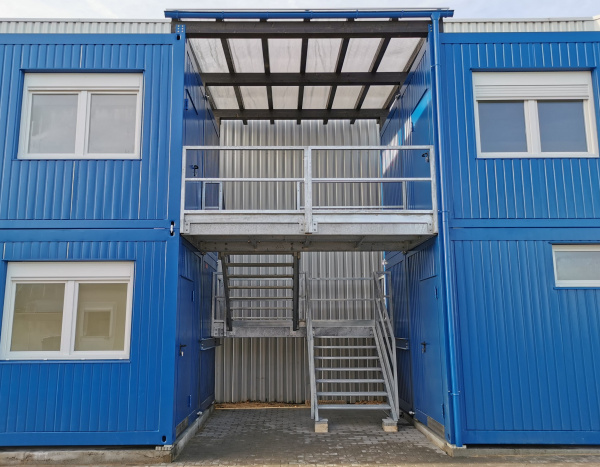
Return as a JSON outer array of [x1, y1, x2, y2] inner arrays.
[[372, 272, 399, 420], [183, 145, 435, 150], [185, 177, 429, 182]]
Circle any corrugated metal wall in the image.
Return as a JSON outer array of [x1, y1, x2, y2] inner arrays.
[[0, 38, 178, 222], [444, 18, 600, 33], [0, 236, 173, 444], [215, 120, 383, 402], [442, 33, 600, 444], [454, 239, 600, 436], [0, 20, 171, 34], [441, 37, 600, 220]]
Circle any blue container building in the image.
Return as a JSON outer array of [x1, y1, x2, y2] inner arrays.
[[0, 9, 599, 451]]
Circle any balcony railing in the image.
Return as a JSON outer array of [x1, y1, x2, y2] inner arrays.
[[181, 145, 437, 235]]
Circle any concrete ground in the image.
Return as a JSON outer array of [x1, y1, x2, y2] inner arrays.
[[168, 408, 600, 466]]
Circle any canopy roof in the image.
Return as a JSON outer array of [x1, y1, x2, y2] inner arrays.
[[166, 9, 453, 123]]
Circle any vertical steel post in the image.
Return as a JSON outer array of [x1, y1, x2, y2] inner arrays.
[[292, 252, 300, 331], [303, 146, 314, 233], [219, 253, 233, 332]]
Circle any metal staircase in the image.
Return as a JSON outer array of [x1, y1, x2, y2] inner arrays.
[[307, 273, 399, 430], [212, 253, 305, 337]]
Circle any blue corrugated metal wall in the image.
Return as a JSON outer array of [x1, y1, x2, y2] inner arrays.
[[173, 44, 219, 435], [382, 38, 451, 440], [0, 33, 186, 446], [0, 232, 177, 446], [441, 31, 600, 444], [0, 35, 183, 225]]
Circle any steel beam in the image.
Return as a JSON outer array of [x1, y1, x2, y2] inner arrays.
[[179, 20, 431, 38], [213, 109, 389, 121], [199, 72, 405, 87]]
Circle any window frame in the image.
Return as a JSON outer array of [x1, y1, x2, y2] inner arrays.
[[0, 262, 134, 360], [552, 244, 600, 288], [473, 71, 599, 159], [18, 73, 143, 160]]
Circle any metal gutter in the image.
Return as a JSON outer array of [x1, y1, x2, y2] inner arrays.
[[430, 12, 463, 447], [165, 9, 454, 20]]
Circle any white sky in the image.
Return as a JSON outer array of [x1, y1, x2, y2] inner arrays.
[[1, 0, 598, 20]]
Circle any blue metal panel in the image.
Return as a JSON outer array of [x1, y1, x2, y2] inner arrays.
[[439, 34, 600, 221], [453, 236, 600, 444], [0, 35, 181, 224], [0, 234, 178, 446]]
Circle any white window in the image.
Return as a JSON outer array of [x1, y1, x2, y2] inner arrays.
[[552, 245, 600, 287], [0, 262, 134, 360], [473, 71, 598, 158], [18, 73, 143, 159]]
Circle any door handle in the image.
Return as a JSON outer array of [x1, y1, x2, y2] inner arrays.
[[421, 341, 427, 353], [179, 344, 187, 356]]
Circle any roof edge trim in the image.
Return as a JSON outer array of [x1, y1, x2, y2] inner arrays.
[[165, 9, 453, 20]]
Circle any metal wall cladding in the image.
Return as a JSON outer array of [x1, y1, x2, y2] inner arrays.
[[0, 239, 171, 442], [216, 337, 308, 403], [0, 20, 171, 34], [382, 42, 433, 211], [440, 36, 600, 220], [0, 37, 178, 222], [444, 18, 600, 33], [454, 239, 600, 438], [215, 120, 384, 402]]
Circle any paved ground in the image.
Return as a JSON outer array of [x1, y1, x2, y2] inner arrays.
[[169, 408, 600, 466]]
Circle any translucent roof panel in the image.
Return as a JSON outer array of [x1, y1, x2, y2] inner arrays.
[[272, 86, 299, 109], [190, 39, 229, 73], [208, 86, 239, 109], [303, 86, 330, 109], [362, 85, 395, 108], [305, 39, 342, 73], [240, 86, 269, 109], [268, 39, 302, 73], [377, 37, 421, 72], [332, 86, 362, 109], [229, 39, 265, 73], [341, 39, 381, 72]]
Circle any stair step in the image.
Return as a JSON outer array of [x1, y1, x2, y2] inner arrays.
[[315, 356, 378, 360], [317, 379, 385, 384], [227, 262, 294, 268], [317, 391, 388, 397], [314, 345, 376, 349], [312, 320, 374, 327], [316, 404, 392, 411], [228, 275, 294, 279], [316, 367, 382, 371]]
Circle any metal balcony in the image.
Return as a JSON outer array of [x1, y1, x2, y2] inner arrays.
[[180, 145, 437, 253]]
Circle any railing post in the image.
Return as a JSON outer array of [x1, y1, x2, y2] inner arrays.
[[180, 147, 187, 233], [303, 146, 315, 233], [292, 252, 300, 331], [429, 145, 438, 233]]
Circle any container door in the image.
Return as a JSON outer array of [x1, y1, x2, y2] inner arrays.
[[412, 275, 444, 426], [175, 276, 195, 426]]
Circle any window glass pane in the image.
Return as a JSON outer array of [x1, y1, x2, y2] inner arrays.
[[538, 101, 588, 152], [555, 250, 600, 282], [88, 94, 137, 154], [10, 283, 65, 351], [478, 101, 528, 153], [74, 283, 128, 351], [28, 94, 78, 154]]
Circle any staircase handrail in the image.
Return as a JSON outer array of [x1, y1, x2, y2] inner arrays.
[[306, 279, 318, 421], [372, 271, 399, 420]]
